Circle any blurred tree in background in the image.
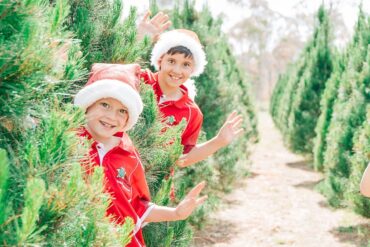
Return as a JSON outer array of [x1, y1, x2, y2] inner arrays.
[[320, 10, 369, 207], [271, 5, 332, 154], [271, 6, 370, 216]]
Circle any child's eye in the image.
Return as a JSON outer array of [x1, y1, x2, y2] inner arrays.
[[119, 109, 128, 114], [184, 62, 191, 67], [168, 59, 175, 64], [100, 102, 109, 108]]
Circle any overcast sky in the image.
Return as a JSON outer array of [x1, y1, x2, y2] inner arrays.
[[125, 0, 369, 31]]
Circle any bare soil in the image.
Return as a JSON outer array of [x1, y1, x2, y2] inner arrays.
[[193, 111, 370, 247]]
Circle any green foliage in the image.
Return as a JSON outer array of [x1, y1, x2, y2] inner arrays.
[[0, 0, 133, 245], [313, 51, 345, 171], [271, 6, 333, 154], [314, 11, 370, 172], [320, 10, 369, 206], [0, 149, 10, 227], [17, 178, 46, 244], [289, 6, 333, 153], [345, 108, 370, 217], [65, 0, 151, 67], [271, 6, 370, 217], [0, 0, 79, 138], [271, 54, 308, 137]]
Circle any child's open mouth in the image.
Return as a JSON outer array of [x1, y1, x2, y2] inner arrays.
[[100, 120, 116, 129], [170, 74, 182, 81]]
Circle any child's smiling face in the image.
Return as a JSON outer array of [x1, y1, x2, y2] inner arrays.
[[157, 53, 195, 89], [85, 98, 128, 142]]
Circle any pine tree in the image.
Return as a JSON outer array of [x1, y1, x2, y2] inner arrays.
[[270, 70, 288, 127], [321, 9, 369, 207], [313, 10, 368, 173], [64, 0, 151, 67], [345, 107, 370, 217], [312, 50, 344, 171], [0, 0, 133, 245], [270, 60, 304, 134], [286, 5, 333, 153]]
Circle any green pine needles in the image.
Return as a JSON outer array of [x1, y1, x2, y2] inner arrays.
[[271, 5, 333, 154], [1, 0, 258, 245], [0, 0, 134, 245], [271, 5, 370, 216]]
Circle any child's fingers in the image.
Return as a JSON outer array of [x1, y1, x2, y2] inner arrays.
[[186, 181, 206, 198], [229, 115, 243, 125], [158, 14, 170, 24], [235, 128, 244, 137], [142, 10, 151, 22], [151, 12, 164, 23], [176, 158, 186, 167], [159, 21, 172, 32], [232, 118, 243, 129], [226, 111, 238, 121], [196, 195, 208, 206]]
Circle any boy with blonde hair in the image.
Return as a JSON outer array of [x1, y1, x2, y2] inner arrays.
[[74, 63, 207, 247]]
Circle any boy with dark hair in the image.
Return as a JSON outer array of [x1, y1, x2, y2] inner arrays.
[[140, 29, 244, 168]]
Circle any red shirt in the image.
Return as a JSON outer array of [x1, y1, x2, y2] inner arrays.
[[79, 128, 153, 247], [140, 70, 203, 154]]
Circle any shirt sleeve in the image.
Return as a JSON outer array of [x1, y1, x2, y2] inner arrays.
[[182, 109, 203, 154], [139, 69, 153, 86], [131, 150, 154, 226]]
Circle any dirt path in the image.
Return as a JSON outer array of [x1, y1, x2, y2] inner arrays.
[[194, 111, 370, 247]]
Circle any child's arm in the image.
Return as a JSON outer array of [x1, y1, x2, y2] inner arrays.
[[360, 162, 370, 197], [177, 111, 244, 168], [137, 11, 171, 41], [145, 182, 207, 222]]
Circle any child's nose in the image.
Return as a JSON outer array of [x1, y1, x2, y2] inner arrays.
[[105, 109, 116, 119], [172, 64, 181, 73]]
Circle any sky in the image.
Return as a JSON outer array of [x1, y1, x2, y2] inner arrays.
[[123, 0, 370, 51], [124, 0, 370, 31]]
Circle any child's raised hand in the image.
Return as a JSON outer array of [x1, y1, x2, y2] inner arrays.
[[137, 11, 172, 41], [175, 181, 207, 220], [216, 111, 244, 146]]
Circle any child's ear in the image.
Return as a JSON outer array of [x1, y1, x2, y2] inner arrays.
[[157, 55, 164, 70]]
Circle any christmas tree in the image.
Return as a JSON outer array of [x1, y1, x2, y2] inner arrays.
[[321, 9, 369, 207], [271, 5, 333, 154], [0, 0, 133, 245], [312, 50, 344, 171], [286, 5, 333, 153], [346, 107, 370, 216]]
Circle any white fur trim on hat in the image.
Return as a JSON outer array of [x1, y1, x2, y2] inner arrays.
[[150, 31, 207, 77], [183, 79, 197, 101], [74, 79, 143, 131]]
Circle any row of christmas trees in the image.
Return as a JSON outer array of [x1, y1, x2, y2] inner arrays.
[[270, 5, 369, 216], [0, 0, 257, 246]]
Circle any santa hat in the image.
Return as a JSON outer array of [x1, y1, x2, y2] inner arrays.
[[74, 63, 143, 131], [150, 29, 207, 77]]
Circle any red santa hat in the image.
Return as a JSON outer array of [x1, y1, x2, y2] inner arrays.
[[150, 29, 207, 77], [74, 63, 143, 131]]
